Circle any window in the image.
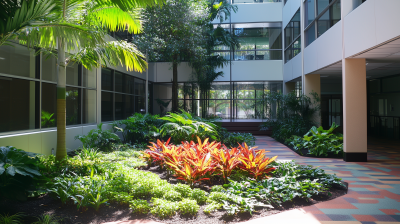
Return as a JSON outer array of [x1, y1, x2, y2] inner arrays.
[[284, 10, 301, 63], [233, 23, 282, 61], [304, 0, 341, 47], [0, 44, 97, 133], [233, 0, 282, 3], [101, 68, 147, 122]]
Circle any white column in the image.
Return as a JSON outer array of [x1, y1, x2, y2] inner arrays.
[[342, 58, 367, 162]]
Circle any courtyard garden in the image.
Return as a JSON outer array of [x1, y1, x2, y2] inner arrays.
[[0, 111, 347, 224]]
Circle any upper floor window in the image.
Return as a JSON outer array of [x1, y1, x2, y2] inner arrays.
[[284, 10, 301, 63], [233, 23, 282, 61], [232, 0, 282, 3], [304, 0, 341, 47]]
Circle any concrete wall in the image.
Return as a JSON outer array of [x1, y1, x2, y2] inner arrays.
[[283, 53, 302, 82], [344, 0, 400, 58], [231, 2, 283, 23], [149, 62, 194, 83], [231, 60, 283, 81], [304, 22, 342, 74]]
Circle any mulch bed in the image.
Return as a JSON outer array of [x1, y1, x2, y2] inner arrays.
[[0, 165, 348, 224], [284, 144, 343, 159]]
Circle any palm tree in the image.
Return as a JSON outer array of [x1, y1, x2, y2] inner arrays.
[[1, 0, 164, 160]]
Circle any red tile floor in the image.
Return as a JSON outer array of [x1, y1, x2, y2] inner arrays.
[[104, 136, 400, 224]]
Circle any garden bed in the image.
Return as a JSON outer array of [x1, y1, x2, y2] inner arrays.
[[0, 182, 347, 224], [284, 144, 343, 159]]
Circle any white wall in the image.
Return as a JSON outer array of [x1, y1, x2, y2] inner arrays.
[[214, 64, 231, 81], [231, 3, 283, 23], [304, 22, 342, 74], [150, 62, 194, 82], [231, 60, 283, 81], [282, 0, 300, 28], [283, 53, 302, 82], [344, 0, 400, 58]]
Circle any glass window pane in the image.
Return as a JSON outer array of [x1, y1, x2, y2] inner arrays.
[[153, 83, 172, 99], [42, 55, 57, 82], [135, 79, 145, 96], [306, 23, 316, 46], [317, 0, 331, 15], [41, 83, 57, 128], [293, 38, 301, 58], [66, 87, 80, 125], [135, 96, 145, 113], [82, 68, 96, 88], [83, 89, 96, 124], [115, 71, 125, 93], [66, 63, 80, 86], [234, 51, 255, 61], [210, 82, 231, 99], [208, 100, 231, 119], [305, 0, 316, 27], [331, 0, 341, 26], [0, 45, 36, 79], [125, 75, 134, 94], [212, 52, 230, 61], [317, 8, 330, 37], [101, 91, 113, 121], [115, 93, 123, 120], [0, 77, 38, 132], [101, 68, 113, 91], [234, 100, 256, 119]]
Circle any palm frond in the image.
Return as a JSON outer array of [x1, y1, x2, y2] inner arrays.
[[70, 40, 147, 72], [88, 6, 142, 34], [94, 0, 165, 11]]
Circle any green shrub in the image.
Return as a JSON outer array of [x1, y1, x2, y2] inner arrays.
[[130, 199, 151, 215], [203, 202, 222, 215], [152, 184, 173, 198], [163, 190, 182, 201], [150, 198, 179, 219], [75, 123, 121, 152], [190, 188, 208, 205], [179, 199, 199, 216], [0, 146, 41, 201], [210, 185, 225, 193], [159, 110, 219, 144], [220, 131, 256, 148], [110, 191, 133, 205], [303, 123, 343, 157], [32, 214, 60, 224], [260, 92, 320, 142], [173, 183, 192, 197], [113, 113, 163, 144], [207, 192, 229, 204], [0, 213, 24, 224]]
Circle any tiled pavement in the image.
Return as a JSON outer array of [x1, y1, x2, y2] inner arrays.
[[104, 136, 400, 224]]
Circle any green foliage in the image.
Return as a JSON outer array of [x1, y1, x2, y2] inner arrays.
[[41, 110, 55, 128], [190, 188, 208, 205], [207, 192, 229, 204], [150, 198, 179, 219], [77, 148, 101, 161], [173, 183, 192, 198], [162, 190, 182, 202], [0, 146, 41, 201], [303, 123, 343, 157], [220, 130, 256, 148], [32, 214, 60, 224], [261, 92, 320, 142], [0, 213, 24, 224], [178, 199, 199, 216], [109, 191, 132, 205], [113, 113, 163, 144], [160, 110, 219, 143], [75, 123, 121, 152], [203, 202, 222, 215], [210, 185, 225, 193], [285, 135, 304, 155], [130, 199, 151, 215]]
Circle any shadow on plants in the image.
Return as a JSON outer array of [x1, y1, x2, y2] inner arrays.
[[75, 123, 121, 152]]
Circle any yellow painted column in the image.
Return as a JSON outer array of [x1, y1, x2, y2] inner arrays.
[[304, 74, 321, 126], [342, 58, 367, 162], [284, 82, 296, 94]]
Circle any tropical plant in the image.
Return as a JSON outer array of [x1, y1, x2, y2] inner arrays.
[[178, 199, 199, 216], [75, 123, 121, 152], [32, 214, 60, 224], [238, 144, 277, 180], [150, 198, 179, 219], [41, 110, 55, 128], [0, 146, 41, 200], [113, 113, 163, 144], [261, 91, 320, 143], [220, 130, 256, 148], [130, 199, 151, 214], [160, 110, 219, 143], [303, 123, 343, 157], [1, 0, 164, 161], [211, 146, 241, 183], [0, 213, 24, 224]]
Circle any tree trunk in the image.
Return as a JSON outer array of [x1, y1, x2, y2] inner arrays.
[[56, 38, 67, 161], [172, 55, 178, 112]]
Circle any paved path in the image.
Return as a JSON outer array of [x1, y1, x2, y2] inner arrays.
[[104, 136, 400, 224]]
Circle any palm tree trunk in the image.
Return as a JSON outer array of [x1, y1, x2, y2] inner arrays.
[[172, 55, 178, 112], [56, 38, 67, 161]]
